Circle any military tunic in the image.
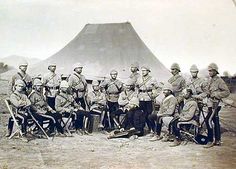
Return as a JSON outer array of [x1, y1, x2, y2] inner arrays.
[[168, 74, 186, 97], [118, 90, 139, 111], [87, 91, 107, 111], [42, 72, 61, 98], [187, 77, 208, 100], [100, 79, 123, 103], [9, 71, 32, 95], [129, 72, 141, 84], [68, 72, 87, 99]]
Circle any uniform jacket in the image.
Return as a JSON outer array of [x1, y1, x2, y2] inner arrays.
[[118, 90, 139, 111], [158, 94, 178, 116], [168, 74, 186, 96], [42, 72, 61, 97], [179, 98, 198, 121], [136, 75, 160, 101], [100, 79, 123, 102], [87, 90, 106, 111], [10, 90, 31, 114], [9, 71, 32, 96], [29, 90, 52, 113], [55, 92, 80, 113], [129, 72, 141, 84], [206, 76, 230, 107], [187, 77, 208, 100], [68, 72, 87, 98]]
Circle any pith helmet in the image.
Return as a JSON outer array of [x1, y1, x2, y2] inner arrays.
[[141, 65, 151, 72], [171, 63, 181, 71], [15, 79, 25, 87], [92, 80, 99, 86], [110, 69, 118, 75], [33, 79, 43, 86], [48, 63, 56, 69], [73, 62, 83, 70], [162, 82, 173, 92], [131, 62, 139, 70], [190, 64, 199, 72], [60, 80, 69, 88], [18, 60, 28, 67], [208, 63, 219, 73]]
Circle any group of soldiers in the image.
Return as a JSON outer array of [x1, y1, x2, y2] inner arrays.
[[6, 60, 230, 148]]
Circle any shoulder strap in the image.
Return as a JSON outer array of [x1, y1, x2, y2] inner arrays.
[[45, 73, 56, 86], [17, 72, 27, 87], [139, 76, 152, 88], [72, 73, 86, 88]]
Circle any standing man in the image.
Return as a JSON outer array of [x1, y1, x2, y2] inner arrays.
[[136, 65, 160, 133], [204, 63, 230, 148], [42, 63, 61, 110], [129, 62, 141, 84], [100, 70, 123, 129], [168, 63, 186, 112], [68, 63, 88, 110], [9, 60, 32, 96], [187, 64, 207, 101]]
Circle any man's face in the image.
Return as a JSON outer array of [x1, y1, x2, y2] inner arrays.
[[163, 89, 171, 97], [171, 68, 179, 76], [93, 85, 100, 91], [35, 85, 42, 92], [110, 73, 117, 80], [49, 66, 56, 72], [190, 71, 198, 78], [15, 84, 24, 92], [19, 65, 27, 72], [183, 90, 191, 99], [141, 69, 149, 77], [130, 67, 137, 73], [126, 85, 132, 91], [208, 69, 217, 77], [75, 67, 83, 74]]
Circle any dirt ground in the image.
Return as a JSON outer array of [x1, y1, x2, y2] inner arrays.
[[0, 79, 236, 169]]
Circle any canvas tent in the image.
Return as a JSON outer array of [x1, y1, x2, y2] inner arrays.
[[31, 22, 171, 82]]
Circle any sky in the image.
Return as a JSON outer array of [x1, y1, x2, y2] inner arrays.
[[0, 0, 236, 75]]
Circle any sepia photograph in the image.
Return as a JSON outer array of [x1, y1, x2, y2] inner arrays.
[[0, 0, 236, 169]]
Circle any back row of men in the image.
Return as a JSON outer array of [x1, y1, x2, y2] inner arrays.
[[7, 61, 230, 148]]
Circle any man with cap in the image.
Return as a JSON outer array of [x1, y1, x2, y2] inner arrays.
[[129, 62, 141, 84], [187, 64, 208, 101], [148, 82, 178, 141], [100, 69, 123, 129], [29, 79, 65, 136], [136, 65, 161, 133], [169, 88, 199, 147], [204, 63, 230, 148], [55, 80, 92, 135], [68, 62, 88, 110], [6, 79, 30, 137], [87, 80, 107, 129], [168, 63, 186, 112], [9, 60, 32, 96], [42, 63, 61, 110]]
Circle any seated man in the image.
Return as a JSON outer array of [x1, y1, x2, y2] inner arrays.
[[169, 88, 199, 147], [55, 80, 92, 135], [149, 83, 178, 141], [6, 79, 30, 137], [87, 80, 107, 129], [29, 79, 64, 136], [111, 79, 140, 130]]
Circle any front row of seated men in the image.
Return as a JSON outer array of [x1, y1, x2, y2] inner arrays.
[[7, 78, 199, 146]]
